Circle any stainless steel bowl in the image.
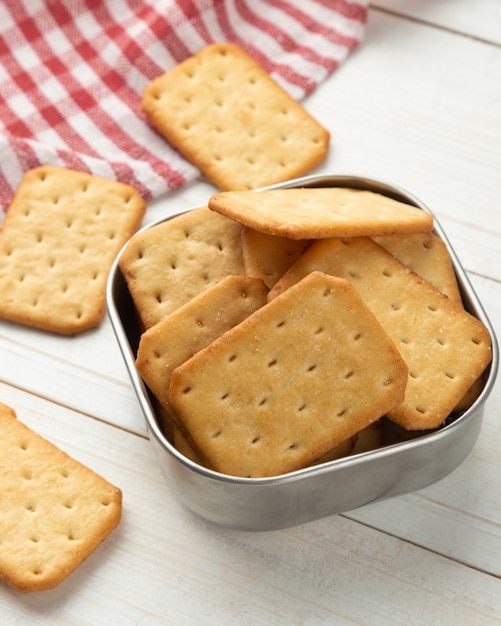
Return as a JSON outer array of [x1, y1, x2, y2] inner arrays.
[[106, 175, 499, 531]]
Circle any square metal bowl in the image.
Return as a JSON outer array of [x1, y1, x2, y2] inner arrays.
[[106, 174, 498, 531]]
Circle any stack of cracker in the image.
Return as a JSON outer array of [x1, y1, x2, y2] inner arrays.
[[120, 186, 492, 478]]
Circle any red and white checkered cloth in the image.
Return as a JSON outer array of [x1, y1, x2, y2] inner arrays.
[[0, 0, 368, 211]]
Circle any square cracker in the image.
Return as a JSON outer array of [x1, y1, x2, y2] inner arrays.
[[136, 274, 268, 416], [142, 42, 329, 190], [373, 232, 479, 412], [173, 423, 207, 467], [0, 402, 122, 593], [208, 188, 434, 239], [0, 165, 146, 335], [270, 237, 492, 430], [169, 271, 408, 478], [373, 232, 462, 304], [119, 207, 245, 329]]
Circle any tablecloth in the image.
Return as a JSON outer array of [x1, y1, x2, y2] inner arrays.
[[0, 0, 368, 211]]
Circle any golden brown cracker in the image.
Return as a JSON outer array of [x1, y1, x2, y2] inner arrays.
[[241, 227, 311, 288], [208, 188, 433, 239], [270, 237, 492, 430], [351, 420, 383, 455], [169, 271, 408, 477], [312, 436, 356, 465], [119, 207, 245, 329], [173, 424, 208, 467], [312, 419, 382, 465], [453, 377, 485, 413], [142, 42, 329, 190], [0, 402, 122, 593], [0, 165, 146, 334], [374, 232, 485, 413], [373, 232, 462, 303], [136, 275, 268, 414]]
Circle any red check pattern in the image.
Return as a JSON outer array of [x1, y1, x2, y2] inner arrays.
[[0, 0, 368, 211]]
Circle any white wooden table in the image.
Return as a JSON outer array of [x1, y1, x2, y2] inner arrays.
[[1, 3, 500, 624]]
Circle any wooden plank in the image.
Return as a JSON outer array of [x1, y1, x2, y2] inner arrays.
[[371, 0, 501, 44], [0, 317, 147, 435], [438, 217, 501, 286], [1, 383, 500, 624], [304, 9, 501, 280], [308, 11, 501, 229]]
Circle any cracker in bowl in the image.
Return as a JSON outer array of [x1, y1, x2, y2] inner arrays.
[[136, 274, 269, 419], [119, 207, 245, 329], [270, 236, 492, 430], [208, 187, 433, 239], [169, 271, 408, 477]]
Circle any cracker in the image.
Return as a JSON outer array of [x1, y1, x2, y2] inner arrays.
[[241, 227, 311, 288], [0, 402, 121, 593], [208, 188, 434, 239], [453, 376, 485, 413], [157, 405, 176, 444], [142, 42, 329, 190], [373, 232, 462, 303], [313, 419, 383, 465], [0, 165, 146, 335], [270, 237, 492, 430], [312, 436, 356, 465], [169, 271, 408, 478], [374, 232, 483, 413], [173, 424, 208, 467], [136, 275, 268, 416], [119, 207, 245, 329], [351, 420, 383, 455]]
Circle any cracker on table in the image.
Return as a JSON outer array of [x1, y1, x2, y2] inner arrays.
[[0, 165, 146, 335], [373, 232, 462, 304], [119, 207, 245, 329], [208, 188, 434, 240], [136, 274, 268, 417], [142, 42, 329, 190], [241, 227, 311, 288], [0, 402, 122, 593], [270, 237, 492, 430], [169, 271, 408, 478]]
